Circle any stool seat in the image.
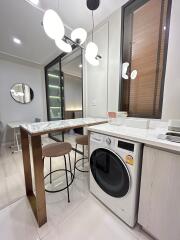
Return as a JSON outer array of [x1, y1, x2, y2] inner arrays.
[[75, 135, 88, 146], [42, 142, 72, 157]]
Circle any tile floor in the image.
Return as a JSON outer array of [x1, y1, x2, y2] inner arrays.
[[0, 134, 83, 209], [0, 136, 153, 240], [0, 173, 153, 240]]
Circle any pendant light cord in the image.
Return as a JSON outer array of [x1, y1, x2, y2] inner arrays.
[[58, 0, 60, 12], [92, 11, 95, 42]]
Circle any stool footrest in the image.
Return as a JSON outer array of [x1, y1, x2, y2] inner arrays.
[[44, 169, 74, 193], [75, 157, 89, 173]]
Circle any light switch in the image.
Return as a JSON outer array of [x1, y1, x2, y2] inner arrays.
[[91, 100, 96, 106]]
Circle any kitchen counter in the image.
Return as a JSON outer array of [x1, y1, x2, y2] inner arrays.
[[88, 123, 180, 153]]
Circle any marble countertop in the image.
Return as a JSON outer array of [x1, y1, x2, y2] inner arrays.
[[88, 123, 180, 153], [20, 118, 107, 136]]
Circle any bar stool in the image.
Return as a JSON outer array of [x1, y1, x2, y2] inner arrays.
[[42, 142, 74, 202], [74, 135, 89, 177]]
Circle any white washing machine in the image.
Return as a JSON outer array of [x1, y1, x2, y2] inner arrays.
[[89, 132, 142, 227]]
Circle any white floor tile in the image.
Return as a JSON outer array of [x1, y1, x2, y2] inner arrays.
[[0, 198, 40, 240], [0, 138, 153, 240]]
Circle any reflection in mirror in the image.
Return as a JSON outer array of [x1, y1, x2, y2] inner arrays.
[[62, 48, 83, 145], [62, 49, 83, 119], [10, 83, 34, 104]]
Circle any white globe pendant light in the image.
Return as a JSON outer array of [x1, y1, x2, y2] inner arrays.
[[86, 56, 99, 66], [43, 9, 65, 40], [55, 38, 72, 53], [85, 53, 99, 66], [71, 28, 87, 45], [85, 42, 98, 58]]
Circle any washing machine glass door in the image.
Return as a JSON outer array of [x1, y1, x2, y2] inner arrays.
[[90, 148, 130, 198]]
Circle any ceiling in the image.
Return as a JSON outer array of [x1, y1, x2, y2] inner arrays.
[[0, 0, 123, 65]]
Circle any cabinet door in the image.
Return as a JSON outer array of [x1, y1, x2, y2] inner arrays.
[[138, 146, 180, 240], [45, 60, 64, 141]]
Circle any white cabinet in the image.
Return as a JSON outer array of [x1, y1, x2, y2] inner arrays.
[[138, 146, 180, 240]]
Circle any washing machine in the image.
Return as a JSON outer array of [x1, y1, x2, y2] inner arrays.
[[89, 132, 142, 227]]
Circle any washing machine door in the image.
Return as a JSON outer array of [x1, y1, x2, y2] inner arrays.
[[90, 148, 130, 198]]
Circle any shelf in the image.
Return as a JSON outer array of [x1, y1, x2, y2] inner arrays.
[[48, 85, 60, 89], [48, 73, 59, 79], [49, 96, 61, 99]]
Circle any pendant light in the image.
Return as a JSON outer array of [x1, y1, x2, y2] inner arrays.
[[43, 9, 64, 40], [85, 9, 100, 66], [71, 28, 87, 45], [85, 53, 99, 66], [85, 42, 98, 58], [42, 0, 101, 66], [55, 38, 72, 53], [87, 0, 100, 11]]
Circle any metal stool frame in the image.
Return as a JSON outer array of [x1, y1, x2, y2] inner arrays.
[[74, 144, 89, 177], [44, 153, 74, 203]]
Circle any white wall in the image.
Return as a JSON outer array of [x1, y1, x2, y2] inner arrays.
[[0, 57, 46, 144], [161, 0, 180, 120], [85, 0, 180, 120], [64, 73, 82, 111], [85, 23, 109, 118], [84, 8, 123, 118], [107, 9, 122, 112]]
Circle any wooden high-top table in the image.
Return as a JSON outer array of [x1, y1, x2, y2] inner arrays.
[[20, 118, 107, 227]]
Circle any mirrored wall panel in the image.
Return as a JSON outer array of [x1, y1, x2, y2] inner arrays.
[[62, 49, 83, 147]]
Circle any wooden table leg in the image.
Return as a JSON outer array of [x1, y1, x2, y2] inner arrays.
[[20, 128, 33, 196], [20, 128, 47, 227], [31, 135, 47, 227]]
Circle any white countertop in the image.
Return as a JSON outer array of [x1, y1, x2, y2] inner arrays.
[[20, 118, 107, 135], [88, 123, 180, 153]]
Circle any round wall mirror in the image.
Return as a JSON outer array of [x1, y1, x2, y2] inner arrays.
[[10, 83, 34, 104]]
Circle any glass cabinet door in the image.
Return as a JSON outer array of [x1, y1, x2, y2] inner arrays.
[[45, 61, 64, 141]]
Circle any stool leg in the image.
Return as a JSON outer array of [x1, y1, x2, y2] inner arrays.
[[64, 155, 70, 203], [42, 157, 45, 166], [68, 153, 73, 181], [82, 145, 85, 168], [74, 144, 77, 177], [50, 157, 52, 184]]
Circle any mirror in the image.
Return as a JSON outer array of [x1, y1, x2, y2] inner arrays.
[[10, 83, 34, 104]]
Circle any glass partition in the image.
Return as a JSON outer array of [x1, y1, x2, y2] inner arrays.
[[45, 60, 64, 141], [45, 48, 83, 143]]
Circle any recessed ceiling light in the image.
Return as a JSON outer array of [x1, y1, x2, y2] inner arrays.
[[29, 0, 39, 5], [13, 37, 22, 45], [78, 64, 83, 68]]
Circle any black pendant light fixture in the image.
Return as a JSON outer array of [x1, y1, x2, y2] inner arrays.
[[85, 0, 101, 66], [87, 0, 100, 11], [42, 0, 101, 66]]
